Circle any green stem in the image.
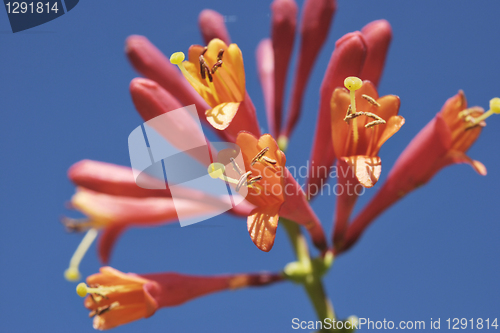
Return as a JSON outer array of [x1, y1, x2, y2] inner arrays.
[[281, 219, 337, 331]]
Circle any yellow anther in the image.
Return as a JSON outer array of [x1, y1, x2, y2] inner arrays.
[[251, 147, 270, 166], [362, 94, 381, 107], [490, 97, 500, 114], [344, 76, 363, 91], [208, 162, 225, 179], [76, 282, 88, 297], [65, 267, 81, 282], [169, 52, 185, 65]]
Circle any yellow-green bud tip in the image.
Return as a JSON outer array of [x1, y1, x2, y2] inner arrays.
[[170, 52, 185, 65], [76, 282, 88, 297], [277, 135, 288, 152], [208, 162, 225, 179], [344, 76, 363, 91], [489, 97, 500, 114], [346, 315, 359, 331], [64, 267, 81, 282]]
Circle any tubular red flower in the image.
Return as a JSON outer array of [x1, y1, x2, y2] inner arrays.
[[177, 39, 261, 141], [279, 168, 328, 252], [360, 20, 392, 88], [69, 159, 170, 198], [256, 38, 275, 135], [330, 80, 403, 248], [306, 32, 367, 199], [198, 9, 231, 45], [125, 35, 210, 122], [339, 91, 487, 253], [270, 0, 298, 136], [129, 77, 217, 165], [234, 133, 286, 252], [68, 159, 254, 217], [65, 188, 221, 263], [80, 266, 283, 330], [282, 0, 337, 137]]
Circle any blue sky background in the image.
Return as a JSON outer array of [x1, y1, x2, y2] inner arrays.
[[1, 1, 499, 332]]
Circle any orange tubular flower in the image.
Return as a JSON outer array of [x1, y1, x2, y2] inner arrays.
[[331, 77, 404, 186], [331, 77, 404, 247], [77, 266, 283, 330], [233, 133, 286, 252], [339, 91, 496, 253], [171, 39, 245, 130]]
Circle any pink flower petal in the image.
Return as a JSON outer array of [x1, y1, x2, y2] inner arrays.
[[282, 0, 337, 137], [271, 0, 298, 136], [256, 39, 275, 135], [198, 9, 231, 45], [360, 20, 392, 87]]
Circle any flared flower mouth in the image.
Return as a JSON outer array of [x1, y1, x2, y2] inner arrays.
[[330, 77, 404, 187], [207, 133, 286, 252], [170, 38, 246, 130], [77, 267, 159, 330]]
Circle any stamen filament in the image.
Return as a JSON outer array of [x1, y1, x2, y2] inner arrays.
[[251, 147, 270, 166], [465, 97, 500, 128], [466, 109, 495, 126], [230, 157, 242, 175], [64, 228, 99, 282]]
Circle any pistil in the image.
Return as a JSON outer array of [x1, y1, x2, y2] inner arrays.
[[64, 228, 99, 282], [464, 97, 500, 128]]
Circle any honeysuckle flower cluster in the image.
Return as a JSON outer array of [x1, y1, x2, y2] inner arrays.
[[62, 0, 498, 329]]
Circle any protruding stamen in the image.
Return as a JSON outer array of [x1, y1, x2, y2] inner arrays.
[[365, 119, 386, 128], [362, 94, 381, 107], [64, 228, 99, 282], [217, 49, 224, 61], [344, 111, 386, 128], [230, 157, 242, 175], [247, 175, 262, 186], [236, 171, 252, 191], [465, 97, 500, 128], [343, 105, 353, 123], [211, 49, 225, 74], [251, 147, 270, 166], [89, 302, 120, 318], [62, 217, 92, 233], [458, 109, 475, 118], [262, 156, 277, 164], [199, 55, 213, 82], [211, 60, 223, 74]]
